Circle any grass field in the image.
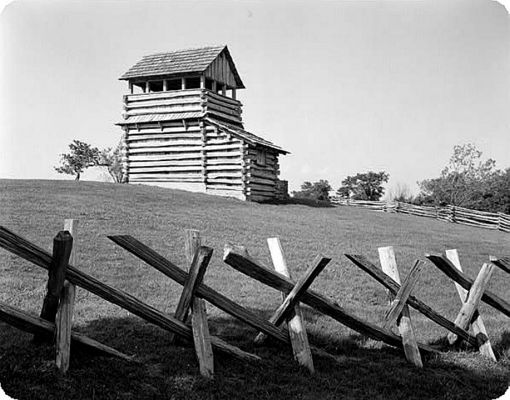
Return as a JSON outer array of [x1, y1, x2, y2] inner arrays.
[[0, 179, 509, 400]]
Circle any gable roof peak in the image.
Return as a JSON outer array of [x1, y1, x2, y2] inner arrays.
[[119, 45, 244, 88]]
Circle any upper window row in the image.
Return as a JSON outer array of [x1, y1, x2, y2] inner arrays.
[[130, 77, 236, 98]]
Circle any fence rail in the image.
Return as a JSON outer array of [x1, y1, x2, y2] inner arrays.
[[331, 198, 510, 233], [0, 221, 508, 379]]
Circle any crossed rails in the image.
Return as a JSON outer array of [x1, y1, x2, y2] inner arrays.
[[0, 224, 508, 377]]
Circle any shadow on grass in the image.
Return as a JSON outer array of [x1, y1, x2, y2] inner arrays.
[[1, 315, 509, 400], [494, 331, 510, 359]]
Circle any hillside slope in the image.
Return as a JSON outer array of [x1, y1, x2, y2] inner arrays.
[[0, 179, 508, 400]]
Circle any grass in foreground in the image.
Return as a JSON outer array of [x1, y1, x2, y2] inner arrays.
[[0, 179, 509, 400]]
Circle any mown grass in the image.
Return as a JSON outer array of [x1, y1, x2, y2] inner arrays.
[[0, 179, 508, 400]]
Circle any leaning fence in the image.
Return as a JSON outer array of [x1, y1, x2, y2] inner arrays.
[[0, 220, 508, 381], [331, 198, 510, 233]]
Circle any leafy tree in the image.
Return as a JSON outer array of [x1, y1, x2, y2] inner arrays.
[[477, 168, 510, 214], [99, 141, 125, 183], [55, 140, 100, 180], [337, 171, 389, 200], [293, 180, 332, 201], [417, 144, 498, 208]]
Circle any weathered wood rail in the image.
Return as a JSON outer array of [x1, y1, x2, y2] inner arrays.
[[0, 224, 260, 377], [332, 198, 510, 234], [0, 222, 507, 379]]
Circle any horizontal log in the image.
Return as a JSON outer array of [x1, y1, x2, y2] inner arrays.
[[129, 149, 202, 157], [206, 110, 242, 124], [206, 102, 242, 117], [204, 143, 242, 152], [127, 132, 202, 141], [205, 159, 242, 166], [248, 176, 276, 186], [125, 104, 202, 115], [124, 106, 203, 118], [108, 235, 289, 344], [246, 185, 276, 194], [126, 97, 202, 109], [204, 90, 242, 106], [130, 179, 203, 183], [426, 254, 510, 318], [203, 150, 242, 158], [223, 248, 438, 353], [206, 138, 242, 146], [206, 184, 243, 191], [207, 170, 242, 177], [0, 227, 259, 362], [129, 154, 202, 162], [129, 144, 202, 153], [248, 168, 278, 178], [129, 140, 203, 149], [129, 160, 203, 168], [205, 95, 241, 110], [344, 254, 478, 346], [126, 89, 203, 103], [129, 166, 202, 174], [129, 175, 202, 181], [128, 127, 201, 136], [205, 165, 242, 172], [0, 301, 133, 361], [207, 181, 243, 187]]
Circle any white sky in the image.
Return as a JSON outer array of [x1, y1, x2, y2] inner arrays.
[[0, 0, 509, 193]]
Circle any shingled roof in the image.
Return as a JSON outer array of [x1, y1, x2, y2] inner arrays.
[[119, 45, 245, 88], [205, 118, 289, 154]]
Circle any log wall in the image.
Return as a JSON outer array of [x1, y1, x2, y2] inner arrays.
[[203, 124, 245, 200], [126, 120, 205, 192], [244, 147, 280, 202], [122, 112, 282, 202], [121, 89, 243, 126]]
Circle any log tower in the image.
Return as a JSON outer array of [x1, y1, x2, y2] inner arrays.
[[117, 45, 289, 202]]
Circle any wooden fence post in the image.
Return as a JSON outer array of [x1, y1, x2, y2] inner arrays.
[[182, 230, 214, 378], [261, 255, 330, 328], [446, 250, 496, 360], [383, 260, 423, 330], [447, 263, 494, 345], [260, 238, 314, 373], [169, 230, 213, 344], [378, 246, 423, 368], [35, 231, 73, 343], [55, 219, 79, 374]]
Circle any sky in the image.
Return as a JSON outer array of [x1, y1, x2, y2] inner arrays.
[[0, 0, 509, 194]]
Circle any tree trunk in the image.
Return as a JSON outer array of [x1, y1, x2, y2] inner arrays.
[[75, 173, 80, 181]]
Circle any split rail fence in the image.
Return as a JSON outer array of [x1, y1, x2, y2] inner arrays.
[[0, 220, 508, 379], [331, 198, 510, 233]]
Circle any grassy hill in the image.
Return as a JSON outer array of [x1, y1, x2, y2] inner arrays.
[[0, 179, 508, 400]]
